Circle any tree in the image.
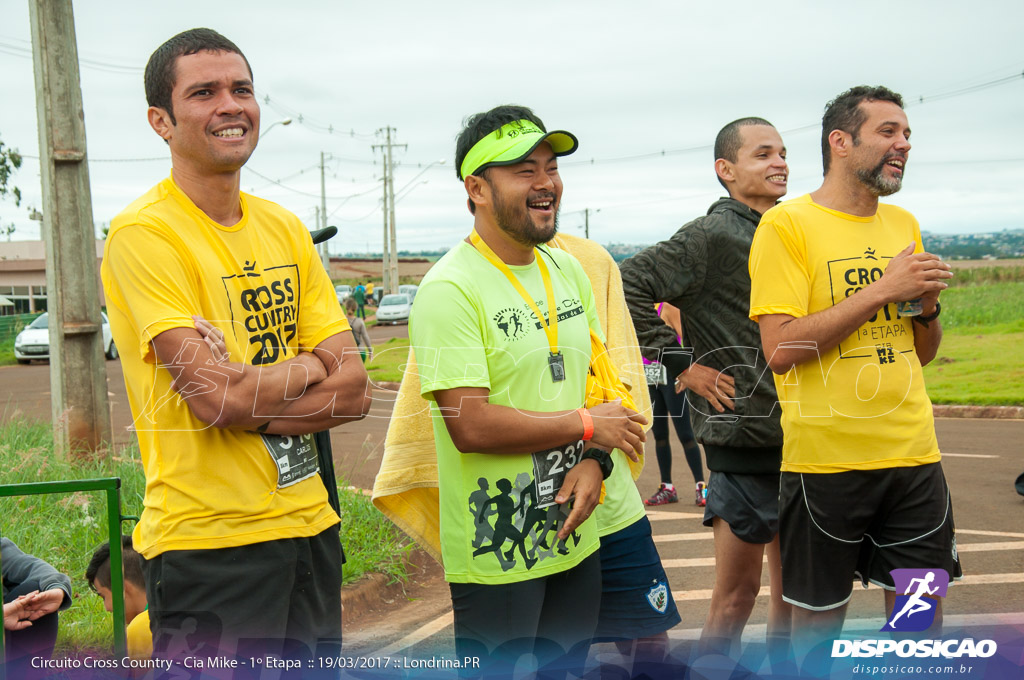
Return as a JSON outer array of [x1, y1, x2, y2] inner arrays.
[[0, 136, 23, 206]]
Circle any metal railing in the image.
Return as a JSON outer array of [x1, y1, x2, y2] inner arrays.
[[0, 478, 132, 678]]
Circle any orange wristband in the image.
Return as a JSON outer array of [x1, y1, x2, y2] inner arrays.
[[577, 407, 594, 442]]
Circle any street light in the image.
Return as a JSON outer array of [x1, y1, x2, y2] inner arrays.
[[259, 117, 292, 140]]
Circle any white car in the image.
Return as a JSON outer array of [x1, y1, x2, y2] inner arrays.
[[398, 284, 419, 301], [13, 311, 118, 364], [335, 284, 352, 304], [375, 293, 412, 325]]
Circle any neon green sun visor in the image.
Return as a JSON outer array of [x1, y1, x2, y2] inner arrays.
[[459, 119, 579, 180]]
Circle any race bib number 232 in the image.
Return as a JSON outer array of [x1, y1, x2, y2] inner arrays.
[[530, 440, 585, 508]]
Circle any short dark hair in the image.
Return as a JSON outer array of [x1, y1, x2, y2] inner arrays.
[[86, 535, 145, 592], [713, 117, 775, 190], [455, 105, 546, 215], [821, 85, 904, 174], [145, 28, 252, 125]]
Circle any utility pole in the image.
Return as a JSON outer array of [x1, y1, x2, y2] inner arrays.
[[373, 127, 406, 294], [584, 208, 590, 239], [30, 0, 112, 455], [319, 152, 330, 272], [378, 154, 389, 293]]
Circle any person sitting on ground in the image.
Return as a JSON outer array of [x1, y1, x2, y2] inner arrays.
[[344, 297, 373, 363], [2, 537, 72, 673], [86, 535, 152, 662]]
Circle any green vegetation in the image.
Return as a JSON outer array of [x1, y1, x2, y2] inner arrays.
[[0, 416, 411, 652], [923, 329, 1024, 405], [937, 283, 1024, 330], [947, 264, 1024, 288], [920, 265, 1024, 404], [338, 484, 414, 585], [0, 339, 14, 365], [365, 337, 410, 384]]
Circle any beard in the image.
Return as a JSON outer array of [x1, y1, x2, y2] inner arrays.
[[856, 155, 904, 197], [491, 185, 560, 247]]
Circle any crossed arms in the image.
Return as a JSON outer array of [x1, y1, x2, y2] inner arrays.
[[152, 317, 371, 435]]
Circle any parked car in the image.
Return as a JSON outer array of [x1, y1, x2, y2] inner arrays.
[[398, 284, 419, 301], [335, 284, 352, 304], [14, 312, 118, 364], [375, 293, 412, 325]]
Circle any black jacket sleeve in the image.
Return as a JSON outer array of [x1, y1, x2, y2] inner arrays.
[[619, 221, 708, 378]]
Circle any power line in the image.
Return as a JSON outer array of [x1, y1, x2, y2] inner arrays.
[[564, 70, 1024, 168], [262, 96, 378, 140], [243, 165, 378, 200]]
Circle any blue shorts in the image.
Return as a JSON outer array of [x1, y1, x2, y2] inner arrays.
[[593, 516, 681, 640]]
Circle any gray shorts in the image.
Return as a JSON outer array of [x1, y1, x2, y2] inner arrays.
[[702, 470, 780, 544]]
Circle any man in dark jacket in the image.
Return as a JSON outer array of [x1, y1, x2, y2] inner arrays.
[[620, 117, 791, 657]]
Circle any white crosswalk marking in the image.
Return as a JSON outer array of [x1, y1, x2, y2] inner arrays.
[[659, 541, 1024, 571], [670, 572, 1024, 603]]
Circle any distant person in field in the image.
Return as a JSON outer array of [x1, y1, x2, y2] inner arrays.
[[344, 297, 373, 362], [353, 282, 367, 319], [87, 536, 153, 662]]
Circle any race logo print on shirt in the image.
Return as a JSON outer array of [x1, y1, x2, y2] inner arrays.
[[493, 307, 530, 342], [468, 473, 581, 572], [826, 251, 912, 364], [223, 263, 300, 365]]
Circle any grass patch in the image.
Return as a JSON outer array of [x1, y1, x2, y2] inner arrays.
[[366, 337, 411, 384], [338, 483, 413, 585], [924, 330, 1024, 405], [938, 282, 1024, 330], [0, 416, 411, 653], [0, 418, 147, 651], [0, 337, 15, 366], [947, 264, 1024, 287]]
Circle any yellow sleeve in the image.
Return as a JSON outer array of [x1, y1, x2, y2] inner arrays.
[[749, 211, 811, 322], [126, 610, 153, 661], [105, 226, 199, 363]]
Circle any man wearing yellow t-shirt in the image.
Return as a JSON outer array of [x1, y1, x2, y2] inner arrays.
[[101, 28, 370, 663], [749, 86, 960, 657]]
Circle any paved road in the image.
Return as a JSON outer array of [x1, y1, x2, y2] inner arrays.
[[3, 328, 1022, 671], [344, 415, 1024, 668]]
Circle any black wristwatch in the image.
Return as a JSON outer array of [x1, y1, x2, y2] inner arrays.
[[580, 447, 614, 480], [914, 301, 941, 326]]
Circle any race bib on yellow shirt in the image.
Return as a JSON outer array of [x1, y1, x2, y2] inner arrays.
[[260, 433, 320, 488]]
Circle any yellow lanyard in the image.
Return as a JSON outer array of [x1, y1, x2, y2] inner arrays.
[[469, 230, 564, 380]]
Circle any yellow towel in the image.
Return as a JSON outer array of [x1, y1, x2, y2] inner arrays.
[[371, 233, 652, 562]]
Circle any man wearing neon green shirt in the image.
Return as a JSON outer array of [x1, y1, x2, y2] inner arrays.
[[411, 105, 649, 677]]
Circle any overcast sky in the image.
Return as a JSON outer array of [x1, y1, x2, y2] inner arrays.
[[1, 1, 1022, 253]]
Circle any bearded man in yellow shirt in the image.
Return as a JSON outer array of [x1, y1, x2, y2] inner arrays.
[[749, 86, 961, 659]]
